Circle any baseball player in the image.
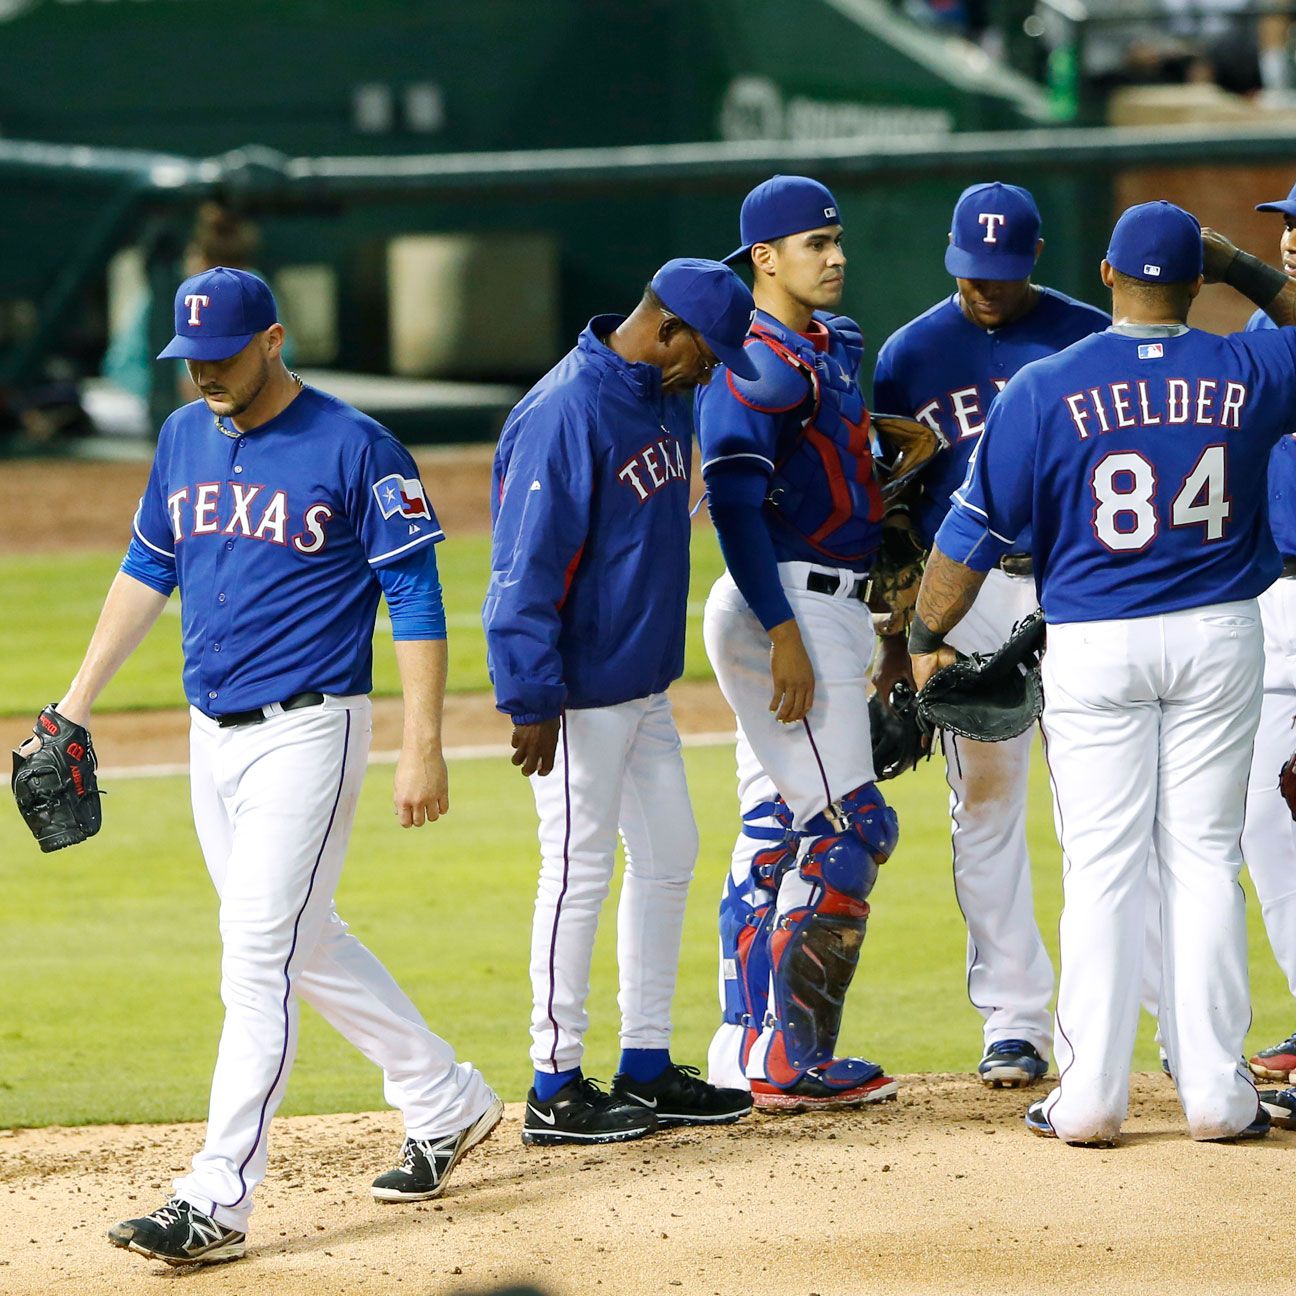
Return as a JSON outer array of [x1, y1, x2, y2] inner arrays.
[[911, 201, 1296, 1145], [699, 175, 901, 1111], [1229, 179, 1296, 1100], [484, 258, 757, 1146], [871, 182, 1109, 1088], [35, 268, 499, 1267]]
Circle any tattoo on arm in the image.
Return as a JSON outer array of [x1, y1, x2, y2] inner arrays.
[[915, 546, 989, 635]]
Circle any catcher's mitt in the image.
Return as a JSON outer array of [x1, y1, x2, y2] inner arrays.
[[1280, 750, 1296, 822], [11, 704, 102, 852], [869, 680, 933, 781], [916, 612, 1047, 742], [873, 414, 944, 506], [869, 509, 927, 636]]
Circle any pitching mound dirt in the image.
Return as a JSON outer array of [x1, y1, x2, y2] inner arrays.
[[0, 1075, 1282, 1296]]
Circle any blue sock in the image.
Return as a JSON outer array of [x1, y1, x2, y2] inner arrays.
[[533, 1067, 581, 1101], [618, 1048, 671, 1083]]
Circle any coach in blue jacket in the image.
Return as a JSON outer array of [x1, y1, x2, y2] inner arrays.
[[484, 259, 758, 1147]]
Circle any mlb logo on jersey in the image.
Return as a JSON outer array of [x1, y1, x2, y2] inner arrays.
[[1138, 343, 1164, 360], [372, 473, 431, 520]]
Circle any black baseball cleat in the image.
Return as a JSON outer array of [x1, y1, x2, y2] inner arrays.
[[107, 1197, 246, 1267], [522, 1076, 657, 1145], [1203, 1104, 1271, 1142], [612, 1062, 752, 1127], [1024, 1099, 1118, 1148], [1258, 1087, 1296, 1129], [372, 1095, 504, 1201]]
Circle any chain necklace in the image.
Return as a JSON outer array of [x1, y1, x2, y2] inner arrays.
[[213, 371, 304, 440]]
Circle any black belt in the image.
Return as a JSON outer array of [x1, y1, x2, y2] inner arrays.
[[806, 571, 870, 602], [999, 553, 1033, 577], [1282, 556, 1296, 579], [215, 691, 326, 728]]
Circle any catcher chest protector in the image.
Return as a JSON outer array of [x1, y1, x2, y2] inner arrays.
[[762, 782, 899, 1084], [732, 315, 884, 565], [718, 798, 801, 1073]]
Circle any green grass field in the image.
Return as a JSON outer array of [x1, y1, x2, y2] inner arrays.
[[0, 532, 728, 717], [0, 740, 1290, 1129]]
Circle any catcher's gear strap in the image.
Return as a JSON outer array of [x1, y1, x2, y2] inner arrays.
[[11, 704, 103, 853], [916, 611, 1047, 742], [724, 331, 814, 416]]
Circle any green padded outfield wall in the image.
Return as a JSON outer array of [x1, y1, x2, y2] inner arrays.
[[1, 0, 1089, 402]]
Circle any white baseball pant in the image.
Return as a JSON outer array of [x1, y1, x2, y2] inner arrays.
[[942, 566, 1054, 1057], [1242, 576, 1296, 998], [174, 695, 493, 1233], [527, 692, 698, 1074], [1038, 602, 1262, 1143]]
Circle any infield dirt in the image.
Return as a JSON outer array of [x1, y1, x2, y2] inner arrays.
[[0, 1075, 1281, 1296]]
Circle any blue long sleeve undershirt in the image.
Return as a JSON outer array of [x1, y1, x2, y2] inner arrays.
[[704, 461, 795, 631]]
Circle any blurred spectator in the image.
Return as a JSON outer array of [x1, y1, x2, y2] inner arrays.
[[102, 202, 289, 403]]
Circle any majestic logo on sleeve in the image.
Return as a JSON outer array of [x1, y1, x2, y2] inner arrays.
[[978, 213, 1006, 244], [372, 473, 432, 520], [185, 294, 211, 326]]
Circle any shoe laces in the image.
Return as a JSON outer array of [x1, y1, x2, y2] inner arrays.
[[144, 1198, 188, 1227]]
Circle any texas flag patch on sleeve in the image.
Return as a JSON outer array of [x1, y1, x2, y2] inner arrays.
[[372, 473, 432, 520]]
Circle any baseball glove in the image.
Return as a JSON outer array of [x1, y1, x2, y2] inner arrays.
[[1280, 750, 1296, 822], [869, 680, 933, 781], [11, 704, 102, 852], [872, 414, 944, 506], [868, 509, 927, 636], [916, 612, 1047, 742]]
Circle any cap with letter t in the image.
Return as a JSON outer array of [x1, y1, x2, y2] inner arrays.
[[650, 257, 760, 380], [944, 182, 1041, 281], [1106, 201, 1203, 284], [157, 266, 279, 361]]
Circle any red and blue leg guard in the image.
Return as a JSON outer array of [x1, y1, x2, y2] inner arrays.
[[760, 781, 898, 1088]]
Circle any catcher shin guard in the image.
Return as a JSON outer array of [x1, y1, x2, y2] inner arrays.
[[759, 783, 898, 1084], [718, 799, 800, 1073]]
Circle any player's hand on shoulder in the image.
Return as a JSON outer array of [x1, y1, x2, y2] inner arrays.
[[767, 619, 816, 724], [394, 745, 449, 827], [511, 717, 561, 778], [1200, 228, 1239, 283]]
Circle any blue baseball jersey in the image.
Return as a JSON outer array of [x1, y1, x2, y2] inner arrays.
[[1245, 307, 1296, 558], [872, 287, 1109, 549], [483, 317, 693, 723], [697, 309, 883, 574], [125, 386, 444, 714], [938, 324, 1296, 621]]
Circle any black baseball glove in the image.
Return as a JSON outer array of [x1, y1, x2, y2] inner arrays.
[[916, 612, 1047, 742], [11, 704, 103, 852], [869, 680, 933, 781]]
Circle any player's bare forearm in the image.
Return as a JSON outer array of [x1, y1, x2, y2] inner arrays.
[[1202, 226, 1296, 326], [915, 546, 987, 636], [768, 618, 815, 723], [58, 572, 170, 726], [871, 633, 914, 708], [392, 638, 449, 827]]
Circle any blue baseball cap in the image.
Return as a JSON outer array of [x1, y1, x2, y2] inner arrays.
[[944, 182, 1041, 281], [651, 257, 760, 380], [722, 175, 841, 266], [1256, 181, 1296, 218], [1106, 201, 1203, 283], [157, 266, 279, 361]]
